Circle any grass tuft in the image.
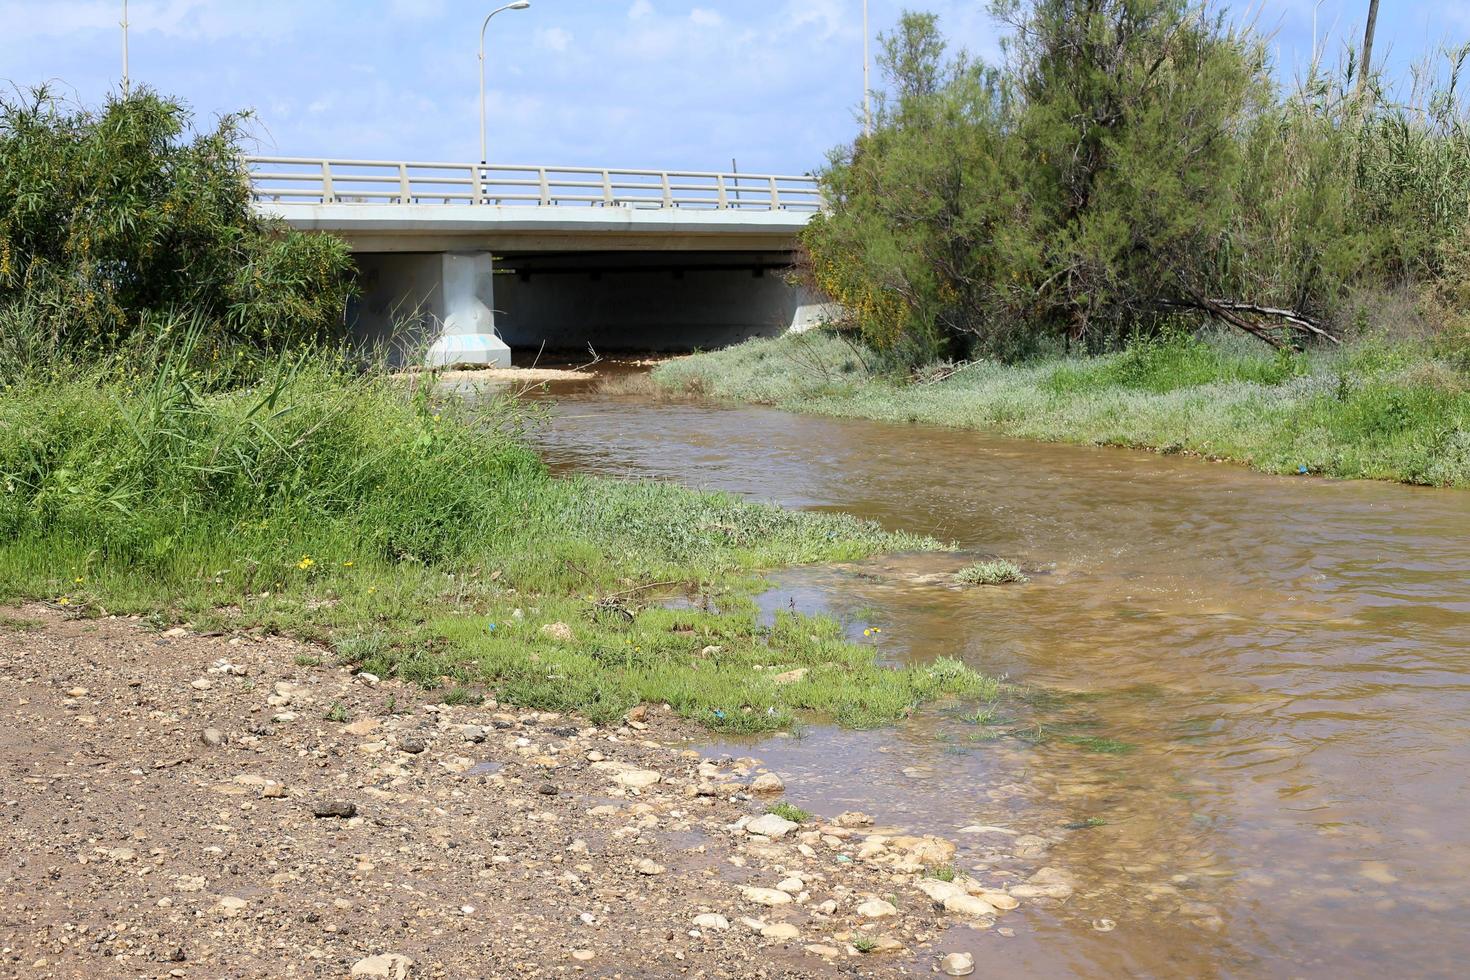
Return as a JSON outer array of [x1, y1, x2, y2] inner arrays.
[[954, 559, 1028, 585], [766, 802, 813, 823]]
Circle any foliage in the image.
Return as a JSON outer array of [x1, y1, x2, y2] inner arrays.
[[803, 1, 1470, 363], [0, 86, 353, 361]]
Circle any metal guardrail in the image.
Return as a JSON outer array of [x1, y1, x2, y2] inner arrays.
[[244, 156, 823, 212]]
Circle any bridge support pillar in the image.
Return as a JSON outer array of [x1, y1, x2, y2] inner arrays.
[[426, 251, 510, 369]]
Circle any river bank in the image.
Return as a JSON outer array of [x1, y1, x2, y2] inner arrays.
[[0, 603, 1048, 978], [0, 352, 987, 734], [646, 331, 1470, 488]]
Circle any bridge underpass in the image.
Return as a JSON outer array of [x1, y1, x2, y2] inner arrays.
[[247, 157, 833, 366], [351, 250, 825, 359]]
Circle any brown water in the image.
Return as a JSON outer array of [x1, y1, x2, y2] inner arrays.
[[528, 382, 1470, 978]]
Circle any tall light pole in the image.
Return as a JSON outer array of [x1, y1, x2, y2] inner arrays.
[[862, 0, 871, 136], [479, 1, 531, 164], [121, 0, 130, 96]]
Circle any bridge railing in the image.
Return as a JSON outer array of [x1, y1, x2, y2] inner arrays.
[[244, 157, 823, 212]]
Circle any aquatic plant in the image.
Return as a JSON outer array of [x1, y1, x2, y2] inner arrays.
[[954, 560, 1028, 586]]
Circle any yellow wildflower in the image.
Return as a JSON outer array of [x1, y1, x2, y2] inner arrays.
[[296, 556, 315, 570]]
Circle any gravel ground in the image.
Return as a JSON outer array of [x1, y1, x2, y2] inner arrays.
[[0, 605, 1053, 979]]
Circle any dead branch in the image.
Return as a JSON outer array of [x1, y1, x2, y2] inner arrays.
[[1198, 300, 1340, 345]]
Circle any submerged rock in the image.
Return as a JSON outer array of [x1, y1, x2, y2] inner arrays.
[[750, 772, 785, 794], [941, 951, 976, 976]]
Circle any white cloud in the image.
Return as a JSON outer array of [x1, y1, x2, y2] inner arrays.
[[537, 26, 572, 53], [689, 8, 722, 28], [627, 0, 653, 20]]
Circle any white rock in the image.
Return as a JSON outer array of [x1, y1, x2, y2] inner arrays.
[[745, 813, 798, 839], [740, 887, 793, 907], [540, 622, 574, 641], [776, 877, 804, 894], [217, 896, 248, 917], [941, 951, 976, 976], [856, 899, 898, 919], [692, 913, 730, 931], [351, 954, 414, 979], [189, 678, 212, 691], [615, 769, 661, 789], [634, 859, 666, 875], [915, 878, 967, 905], [943, 894, 997, 918], [762, 922, 800, 940]]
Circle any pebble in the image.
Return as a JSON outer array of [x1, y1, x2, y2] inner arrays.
[[692, 913, 729, 930], [540, 622, 574, 642], [749, 772, 785, 794], [398, 734, 428, 754], [740, 887, 793, 907], [350, 953, 414, 978], [218, 896, 248, 917], [857, 898, 898, 919], [613, 768, 661, 789], [200, 728, 225, 748], [538, 782, 558, 796], [312, 800, 357, 819], [761, 922, 800, 940], [461, 725, 486, 743], [634, 859, 666, 876], [570, 950, 595, 962], [189, 678, 212, 691], [941, 951, 976, 976], [776, 877, 804, 894], [942, 894, 996, 918], [745, 813, 797, 838]]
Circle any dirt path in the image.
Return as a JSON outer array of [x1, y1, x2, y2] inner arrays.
[[0, 606, 1037, 979]]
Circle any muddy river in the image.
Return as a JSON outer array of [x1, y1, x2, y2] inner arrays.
[[526, 380, 1469, 977]]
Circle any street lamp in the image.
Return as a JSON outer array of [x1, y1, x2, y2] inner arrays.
[[862, 0, 870, 136], [479, 1, 531, 165]]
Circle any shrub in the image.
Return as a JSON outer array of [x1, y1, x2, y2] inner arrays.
[[0, 87, 353, 363], [802, 1, 1470, 364]]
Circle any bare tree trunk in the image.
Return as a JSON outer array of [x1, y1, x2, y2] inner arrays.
[[1357, 0, 1381, 104]]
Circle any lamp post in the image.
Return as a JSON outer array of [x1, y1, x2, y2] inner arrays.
[[862, 0, 871, 136], [479, 1, 531, 165], [121, 0, 130, 95]]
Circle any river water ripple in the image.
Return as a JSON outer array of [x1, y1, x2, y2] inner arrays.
[[527, 382, 1470, 978]]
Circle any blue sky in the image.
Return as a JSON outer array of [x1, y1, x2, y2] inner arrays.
[[2, 1, 1465, 176]]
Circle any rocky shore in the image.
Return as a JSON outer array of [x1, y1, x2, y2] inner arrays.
[[0, 605, 1069, 978]]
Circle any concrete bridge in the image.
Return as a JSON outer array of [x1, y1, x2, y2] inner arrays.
[[246, 157, 832, 366]]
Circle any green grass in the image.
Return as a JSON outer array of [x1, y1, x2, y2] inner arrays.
[[925, 864, 957, 882], [766, 802, 813, 823], [324, 701, 350, 723], [651, 330, 1470, 487], [0, 344, 985, 733], [852, 936, 877, 954], [953, 559, 1027, 585]]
